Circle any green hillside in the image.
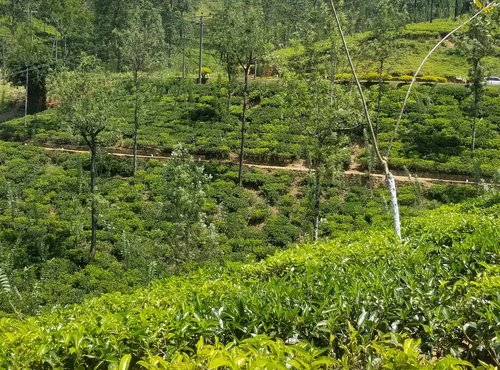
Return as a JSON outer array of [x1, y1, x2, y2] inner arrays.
[[0, 2, 499, 368], [276, 19, 499, 79], [1, 196, 499, 368], [2, 75, 499, 178]]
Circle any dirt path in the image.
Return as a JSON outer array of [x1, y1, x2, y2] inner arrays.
[[39, 146, 491, 186]]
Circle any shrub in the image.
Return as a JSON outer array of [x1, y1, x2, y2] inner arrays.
[[1, 198, 499, 368], [335, 73, 353, 81], [263, 214, 300, 247]]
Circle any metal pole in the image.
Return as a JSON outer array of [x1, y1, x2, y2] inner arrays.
[[24, 7, 38, 43], [51, 17, 59, 63], [63, 33, 67, 64], [198, 15, 204, 84]]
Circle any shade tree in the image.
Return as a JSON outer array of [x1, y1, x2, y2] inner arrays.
[[285, 75, 358, 240], [117, 0, 164, 175], [458, 12, 497, 154], [49, 59, 116, 262], [2, 0, 93, 115], [211, 0, 269, 186], [364, 0, 407, 135]]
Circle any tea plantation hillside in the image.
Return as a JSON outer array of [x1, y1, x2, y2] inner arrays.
[[277, 19, 500, 79], [1, 2, 499, 368], [1, 195, 498, 369], [4, 139, 486, 315], [2, 77, 499, 178]]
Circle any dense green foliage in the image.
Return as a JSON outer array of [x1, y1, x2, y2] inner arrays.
[[0, 1, 499, 368], [371, 83, 500, 177], [1, 76, 498, 178], [0, 196, 498, 368], [4, 139, 472, 314]]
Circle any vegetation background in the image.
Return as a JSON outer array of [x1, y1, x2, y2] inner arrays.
[[0, 0, 498, 368]]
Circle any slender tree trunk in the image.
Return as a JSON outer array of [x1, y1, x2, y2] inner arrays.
[[89, 141, 98, 262], [238, 67, 249, 186], [454, 0, 459, 20], [429, 0, 435, 22], [182, 26, 186, 79], [414, 0, 418, 22], [386, 172, 401, 236], [24, 67, 28, 128], [133, 68, 139, 176], [330, 48, 336, 106], [313, 164, 321, 241], [375, 59, 384, 137], [168, 42, 172, 67], [472, 60, 479, 155], [226, 57, 232, 111], [64, 34, 67, 62], [472, 112, 477, 155]]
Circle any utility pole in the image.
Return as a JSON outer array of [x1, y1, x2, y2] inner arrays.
[[24, 6, 38, 43], [51, 17, 59, 63], [63, 33, 67, 64], [197, 14, 204, 84]]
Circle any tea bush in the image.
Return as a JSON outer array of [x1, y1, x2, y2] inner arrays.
[[0, 196, 498, 368]]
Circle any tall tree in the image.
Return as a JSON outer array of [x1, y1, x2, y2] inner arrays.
[[93, 0, 130, 70], [50, 60, 115, 262], [285, 76, 356, 240], [154, 0, 196, 66], [365, 0, 407, 135], [329, 0, 402, 238], [211, 0, 268, 186], [4, 24, 51, 114], [117, 0, 164, 175], [2, 0, 93, 114], [459, 13, 496, 154], [35, 0, 94, 62]]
